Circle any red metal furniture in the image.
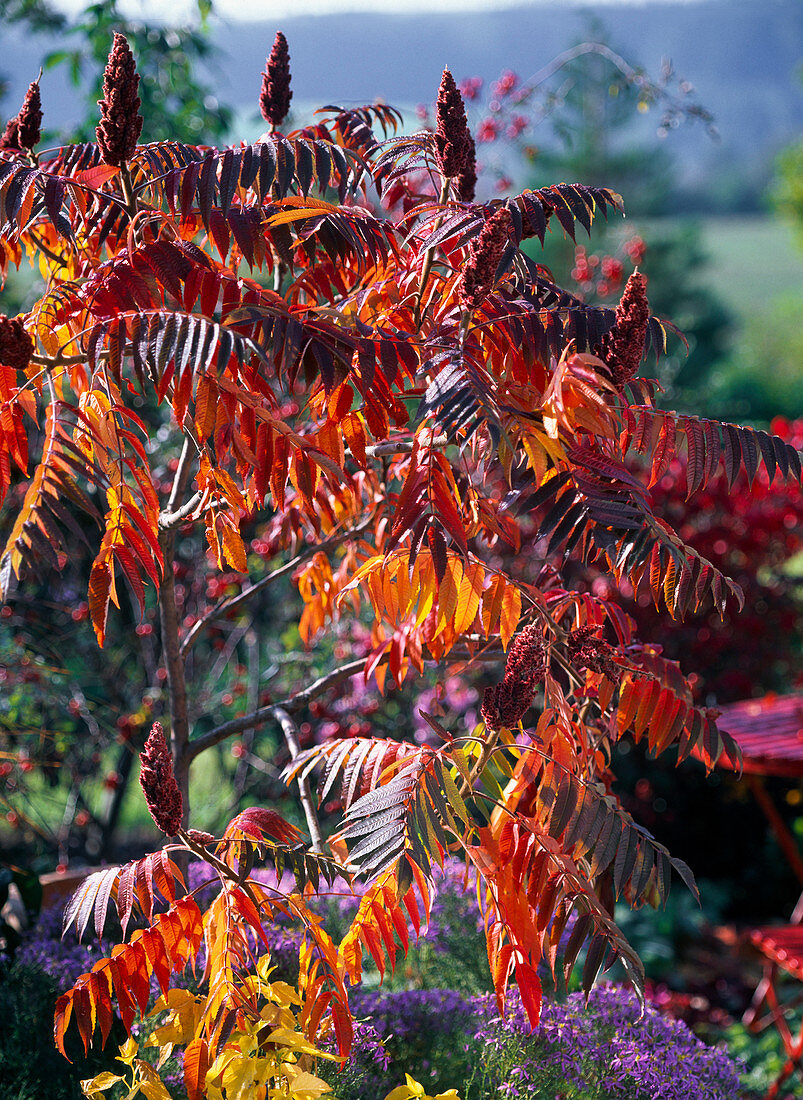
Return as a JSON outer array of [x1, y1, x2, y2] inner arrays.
[[715, 693, 803, 1100]]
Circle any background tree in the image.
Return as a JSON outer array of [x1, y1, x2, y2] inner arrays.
[[771, 137, 803, 246], [530, 20, 681, 219], [439, 25, 734, 416]]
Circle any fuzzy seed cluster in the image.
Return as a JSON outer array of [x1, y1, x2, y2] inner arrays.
[[139, 722, 183, 836], [0, 315, 33, 371], [481, 623, 547, 730], [96, 33, 143, 167], [459, 206, 512, 311], [567, 625, 622, 684], [434, 68, 474, 182], [0, 81, 42, 152], [260, 31, 293, 128], [598, 271, 650, 390]]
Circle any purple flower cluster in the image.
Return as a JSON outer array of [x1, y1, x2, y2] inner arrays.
[[319, 1016, 392, 1099], [472, 982, 743, 1100], [14, 904, 114, 992], [351, 987, 475, 1043]]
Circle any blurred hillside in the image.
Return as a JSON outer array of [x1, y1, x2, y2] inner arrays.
[[1, 0, 801, 211]]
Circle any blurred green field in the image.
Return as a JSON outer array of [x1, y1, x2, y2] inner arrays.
[[625, 213, 803, 420], [695, 214, 803, 318], [629, 213, 802, 321]]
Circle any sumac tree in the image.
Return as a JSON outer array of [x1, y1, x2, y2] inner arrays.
[[0, 29, 800, 1097]]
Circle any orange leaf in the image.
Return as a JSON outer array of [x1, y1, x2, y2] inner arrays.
[[452, 559, 484, 636], [500, 584, 522, 650], [220, 519, 247, 572], [514, 959, 543, 1028], [72, 982, 94, 1055], [317, 419, 345, 469], [194, 373, 216, 442], [330, 996, 354, 1060], [54, 992, 74, 1061], [88, 558, 112, 647], [183, 1037, 209, 1100], [341, 412, 367, 467], [74, 165, 120, 189]]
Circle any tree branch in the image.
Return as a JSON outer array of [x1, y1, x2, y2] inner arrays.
[[271, 705, 323, 852], [365, 436, 447, 458], [166, 434, 195, 514], [158, 434, 196, 828], [158, 490, 205, 530], [31, 350, 107, 368], [186, 657, 366, 761], [159, 525, 192, 828], [179, 515, 374, 657]]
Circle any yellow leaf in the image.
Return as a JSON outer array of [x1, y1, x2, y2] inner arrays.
[[450, 746, 472, 786], [440, 762, 471, 828], [134, 1061, 172, 1100], [215, 1050, 262, 1099], [263, 978, 302, 1007], [383, 1076, 426, 1100], [265, 1027, 337, 1061], [156, 1046, 178, 1075], [138, 1081, 171, 1100], [80, 1071, 125, 1096], [281, 1067, 333, 1098], [147, 988, 203, 1047], [116, 1038, 138, 1066]]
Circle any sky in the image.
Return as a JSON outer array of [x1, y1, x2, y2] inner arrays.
[[52, 0, 697, 20]]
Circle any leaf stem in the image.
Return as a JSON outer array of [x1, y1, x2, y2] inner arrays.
[[413, 178, 450, 330], [120, 164, 137, 220]]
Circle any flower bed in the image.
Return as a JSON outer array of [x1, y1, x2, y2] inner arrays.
[[471, 985, 742, 1100], [4, 868, 751, 1100]]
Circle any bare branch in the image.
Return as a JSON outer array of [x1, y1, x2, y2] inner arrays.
[[166, 434, 195, 514], [272, 705, 323, 852], [186, 657, 366, 762], [158, 490, 205, 530], [179, 515, 375, 657], [365, 436, 447, 458]]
